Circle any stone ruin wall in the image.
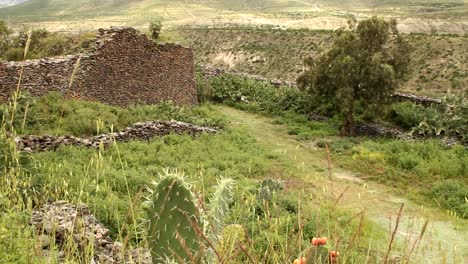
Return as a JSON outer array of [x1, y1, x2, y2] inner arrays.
[[0, 28, 197, 106]]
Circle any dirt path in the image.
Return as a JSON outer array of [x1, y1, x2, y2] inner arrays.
[[216, 105, 468, 264]]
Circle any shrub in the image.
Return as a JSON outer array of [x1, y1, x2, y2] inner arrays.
[[429, 180, 468, 218], [389, 97, 467, 142], [209, 74, 314, 115], [149, 21, 163, 40], [3, 47, 24, 61], [389, 102, 427, 129]]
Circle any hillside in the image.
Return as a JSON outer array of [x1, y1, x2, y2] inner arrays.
[[0, 0, 466, 34], [0, 0, 26, 8], [175, 27, 467, 97]]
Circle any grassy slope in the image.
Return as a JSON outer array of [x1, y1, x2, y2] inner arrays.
[[216, 105, 468, 263], [174, 27, 467, 97], [2, 93, 466, 262], [0, 0, 466, 33]]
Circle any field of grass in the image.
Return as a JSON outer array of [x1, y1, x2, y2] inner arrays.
[[1, 90, 467, 263], [175, 27, 467, 97], [0, 0, 466, 34], [204, 73, 467, 218], [0, 92, 405, 263], [1, 2, 466, 262]]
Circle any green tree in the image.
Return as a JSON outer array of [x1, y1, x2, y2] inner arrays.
[[149, 21, 162, 40], [298, 17, 411, 136]]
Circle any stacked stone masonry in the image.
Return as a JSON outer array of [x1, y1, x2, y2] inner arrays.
[[0, 27, 197, 106], [15, 120, 218, 152]]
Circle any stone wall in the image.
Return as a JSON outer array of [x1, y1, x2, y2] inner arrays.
[[201, 65, 443, 105], [15, 120, 218, 152], [0, 27, 197, 106]]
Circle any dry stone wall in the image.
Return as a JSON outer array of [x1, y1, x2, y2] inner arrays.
[[15, 120, 218, 152], [0, 27, 197, 106]]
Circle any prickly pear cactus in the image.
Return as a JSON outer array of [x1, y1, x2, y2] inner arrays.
[[147, 172, 202, 264], [257, 178, 283, 202], [209, 178, 235, 235], [305, 246, 329, 264]]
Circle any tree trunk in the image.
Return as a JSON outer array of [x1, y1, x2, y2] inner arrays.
[[341, 105, 355, 136]]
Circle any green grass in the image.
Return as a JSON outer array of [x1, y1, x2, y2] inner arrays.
[[0, 93, 402, 263], [328, 139, 468, 218], [0, 92, 225, 136]]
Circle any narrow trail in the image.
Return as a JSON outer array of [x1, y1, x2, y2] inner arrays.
[[216, 105, 468, 264]]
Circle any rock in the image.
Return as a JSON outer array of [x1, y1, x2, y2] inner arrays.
[[31, 201, 152, 264], [14, 120, 219, 152], [38, 235, 51, 248]]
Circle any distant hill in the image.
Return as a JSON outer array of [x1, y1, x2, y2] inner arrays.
[[0, 0, 466, 34], [0, 0, 27, 8], [176, 27, 467, 97]]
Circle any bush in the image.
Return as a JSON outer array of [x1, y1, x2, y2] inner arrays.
[[1, 28, 81, 61], [429, 180, 468, 218], [388, 97, 467, 142], [343, 139, 467, 200], [389, 102, 427, 129], [209, 74, 314, 115], [3, 47, 24, 61]]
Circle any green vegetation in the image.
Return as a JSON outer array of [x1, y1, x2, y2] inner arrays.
[[199, 72, 467, 142], [147, 173, 235, 263], [202, 73, 339, 139], [0, 92, 396, 263], [0, 23, 92, 61], [0, 7, 466, 263], [149, 21, 162, 40], [0, 92, 224, 136], [198, 71, 467, 219], [389, 96, 467, 143], [298, 17, 411, 135], [177, 27, 467, 98], [147, 171, 203, 263], [321, 139, 468, 218]]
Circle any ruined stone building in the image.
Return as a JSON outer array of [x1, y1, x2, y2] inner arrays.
[[0, 27, 197, 106]]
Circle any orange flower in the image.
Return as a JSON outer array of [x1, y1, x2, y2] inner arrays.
[[311, 237, 320, 246], [319, 237, 327, 245], [312, 236, 327, 246], [293, 257, 306, 264], [329, 251, 340, 263]]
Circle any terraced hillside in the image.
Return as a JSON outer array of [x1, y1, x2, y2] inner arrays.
[[175, 27, 467, 97], [0, 0, 466, 34]]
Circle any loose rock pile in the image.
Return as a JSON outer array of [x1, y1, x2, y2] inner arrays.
[[392, 92, 442, 106], [308, 113, 464, 146], [15, 120, 218, 152], [31, 201, 151, 264], [354, 123, 413, 141]]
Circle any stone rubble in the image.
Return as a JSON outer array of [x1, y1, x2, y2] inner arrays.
[[307, 113, 462, 146], [15, 120, 218, 152], [31, 201, 152, 264], [391, 92, 442, 106]]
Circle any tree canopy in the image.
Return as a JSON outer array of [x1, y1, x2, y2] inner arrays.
[[297, 17, 411, 136]]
